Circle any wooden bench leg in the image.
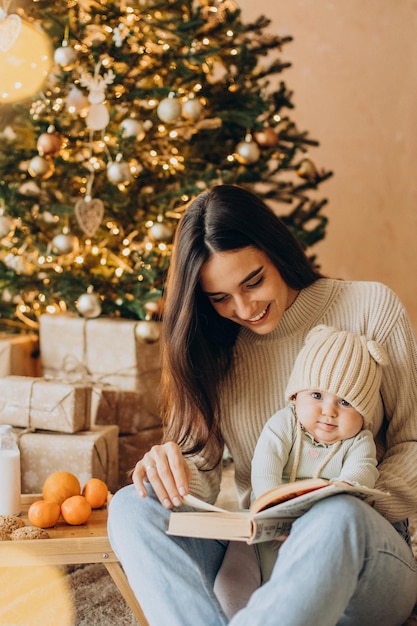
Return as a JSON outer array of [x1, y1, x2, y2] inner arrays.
[[104, 561, 150, 626]]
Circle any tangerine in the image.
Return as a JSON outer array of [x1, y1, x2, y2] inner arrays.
[[28, 500, 61, 528], [61, 495, 92, 525], [42, 471, 81, 506], [82, 478, 108, 509]]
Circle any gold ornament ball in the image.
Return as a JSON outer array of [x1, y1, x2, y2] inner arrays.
[[135, 320, 161, 344], [28, 155, 55, 179], [37, 131, 62, 156], [235, 139, 261, 164], [296, 158, 318, 181], [157, 97, 182, 123], [254, 127, 279, 148], [76, 293, 102, 318]]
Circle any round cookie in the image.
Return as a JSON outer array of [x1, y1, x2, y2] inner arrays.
[[0, 515, 26, 534], [10, 526, 50, 540]]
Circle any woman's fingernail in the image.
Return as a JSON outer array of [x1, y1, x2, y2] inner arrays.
[[163, 499, 171, 508], [173, 497, 181, 507], [179, 487, 186, 496]]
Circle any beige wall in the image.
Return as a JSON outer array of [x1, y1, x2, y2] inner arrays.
[[238, 0, 417, 333]]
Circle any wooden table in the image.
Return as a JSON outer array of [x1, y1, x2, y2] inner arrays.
[[0, 494, 149, 626]]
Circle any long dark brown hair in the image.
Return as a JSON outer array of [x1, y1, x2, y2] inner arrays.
[[161, 184, 322, 466]]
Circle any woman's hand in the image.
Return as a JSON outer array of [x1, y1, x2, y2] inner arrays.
[[132, 441, 191, 509]]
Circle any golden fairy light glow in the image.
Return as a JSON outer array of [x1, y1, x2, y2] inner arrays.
[[1, 20, 53, 103]]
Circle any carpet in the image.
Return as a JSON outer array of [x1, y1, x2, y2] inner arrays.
[[66, 563, 139, 625]]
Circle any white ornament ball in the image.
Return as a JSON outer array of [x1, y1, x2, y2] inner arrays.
[[182, 99, 203, 121], [28, 155, 55, 179], [54, 45, 77, 69], [157, 97, 181, 123], [107, 161, 133, 185], [76, 293, 102, 318], [0, 216, 13, 239], [120, 118, 146, 141], [52, 233, 76, 255], [149, 222, 173, 243], [235, 139, 261, 165], [135, 320, 161, 343]]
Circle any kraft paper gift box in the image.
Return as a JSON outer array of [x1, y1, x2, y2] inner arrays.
[[39, 314, 162, 433], [0, 375, 91, 433], [118, 426, 163, 488], [18, 425, 119, 494], [91, 385, 162, 434], [0, 333, 40, 377]]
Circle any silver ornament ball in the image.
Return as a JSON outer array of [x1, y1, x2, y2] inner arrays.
[[120, 118, 146, 141], [149, 222, 173, 243], [54, 45, 77, 69], [76, 293, 102, 318], [182, 98, 203, 121], [107, 161, 133, 185], [52, 233, 76, 255], [157, 97, 181, 123]]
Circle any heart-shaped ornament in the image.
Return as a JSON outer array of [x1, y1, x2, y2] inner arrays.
[[0, 12, 22, 53], [74, 197, 104, 237]]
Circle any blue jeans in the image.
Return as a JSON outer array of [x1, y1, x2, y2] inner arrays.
[[108, 486, 417, 626]]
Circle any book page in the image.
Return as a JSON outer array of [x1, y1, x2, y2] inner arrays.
[[182, 493, 240, 514]]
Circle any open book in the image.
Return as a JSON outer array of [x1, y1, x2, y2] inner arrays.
[[167, 477, 389, 544]]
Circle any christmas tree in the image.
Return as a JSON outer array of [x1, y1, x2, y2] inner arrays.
[[0, 0, 332, 335]]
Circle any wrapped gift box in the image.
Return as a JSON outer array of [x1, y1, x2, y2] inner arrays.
[[17, 425, 119, 494], [0, 375, 91, 433], [91, 386, 162, 434], [39, 314, 161, 433], [0, 333, 40, 377], [118, 426, 163, 488]]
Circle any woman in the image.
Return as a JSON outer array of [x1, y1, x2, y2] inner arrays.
[[108, 185, 417, 625]]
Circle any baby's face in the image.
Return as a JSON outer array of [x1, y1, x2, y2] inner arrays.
[[294, 390, 364, 444]]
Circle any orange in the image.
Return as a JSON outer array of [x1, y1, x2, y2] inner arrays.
[[42, 471, 81, 506], [82, 478, 108, 509], [28, 500, 61, 528], [61, 495, 92, 525]]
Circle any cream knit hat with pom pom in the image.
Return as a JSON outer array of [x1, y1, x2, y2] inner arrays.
[[285, 325, 389, 428]]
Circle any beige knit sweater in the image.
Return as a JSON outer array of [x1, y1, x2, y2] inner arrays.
[[187, 278, 417, 523]]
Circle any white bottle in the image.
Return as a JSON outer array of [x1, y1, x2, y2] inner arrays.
[[0, 424, 21, 516]]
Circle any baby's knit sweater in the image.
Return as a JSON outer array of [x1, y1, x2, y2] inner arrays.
[[187, 278, 417, 523]]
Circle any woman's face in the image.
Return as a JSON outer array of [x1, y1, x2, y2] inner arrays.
[[199, 246, 298, 334]]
